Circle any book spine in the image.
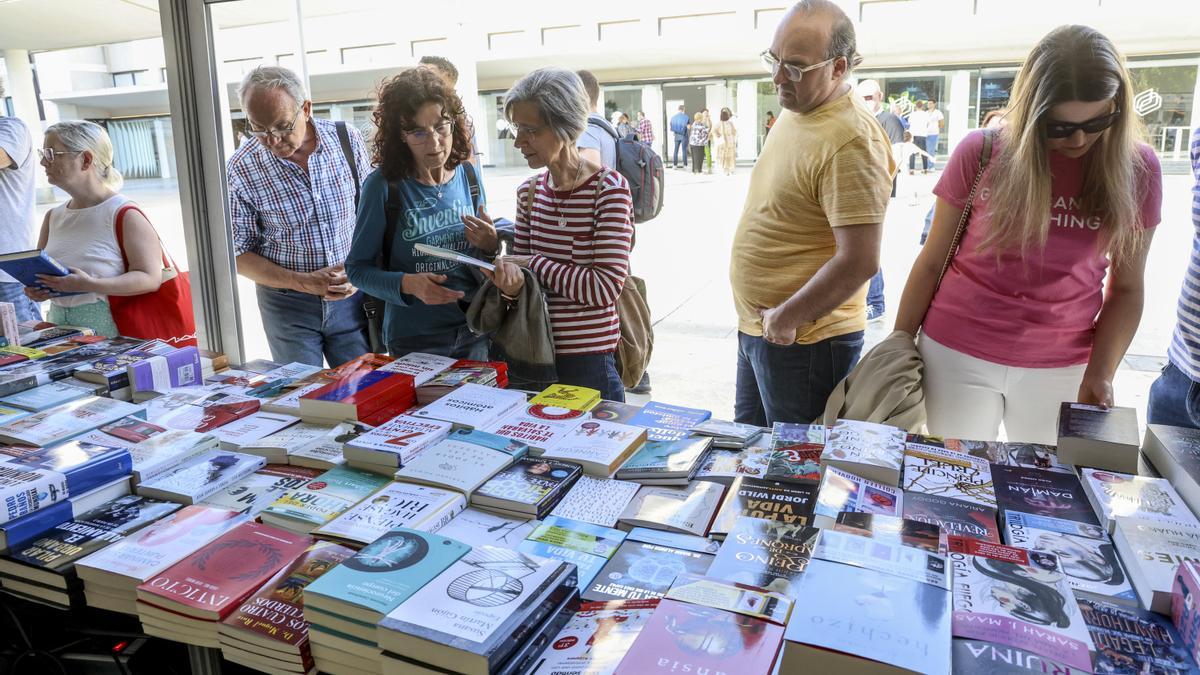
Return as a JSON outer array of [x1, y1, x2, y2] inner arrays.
[[486, 568, 579, 669], [65, 450, 134, 497], [0, 499, 73, 550]]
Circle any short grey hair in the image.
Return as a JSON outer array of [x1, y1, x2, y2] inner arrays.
[[792, 0, 862, 75], [503, 68, 589, 145], [46, 120, 123, 190], [238, 65, 308, 109]]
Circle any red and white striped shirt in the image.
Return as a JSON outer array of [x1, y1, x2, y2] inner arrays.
[[515, 169, 634, 356]]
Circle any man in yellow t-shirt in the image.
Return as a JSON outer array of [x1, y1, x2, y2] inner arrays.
[[729, 0, 895, 426]]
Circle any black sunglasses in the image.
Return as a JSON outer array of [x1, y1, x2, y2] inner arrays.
[[1044, 110, 1121, 139]]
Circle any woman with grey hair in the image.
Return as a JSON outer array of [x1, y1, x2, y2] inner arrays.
[[463, 67, 634, 401], [27, 121, 166, 336]]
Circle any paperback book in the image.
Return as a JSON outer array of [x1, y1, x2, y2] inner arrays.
[[820, 419, 905, 487], [1080, 467, 1199, 533], [992, 464, 1104, 537], [548, 475, 642, 528], [902, 440, 995, 506], [706, 516, 818, 596], [626, 401, 711, 442], [408, 382, 527, 430], [259, 464, 390, 534], [1057, 402, 1140, 473], [340, 414, 453, 468], [1078, 595, 1200, 673], [690, 418, 765, 448], [0, 396, 144, 446], [134, 449, 265, 504], [313, 481, 466, 547], [393, 429, 526, 496], [617, 481, 726, 536], [1144, 424, 1200, 520], [582, 528, 718, 603], [613, 437, 712, 485], [517, 515, 626, 588], [764, 422, 826, 484], [200, 464, 323, 516], [435, 507, 538, 549], [1113, 516, 1200, 614], [234, 421, 342, 465], [538, 419, 647, 477], [832, 512, 944, 554], [708, 476, 817, 539], [811, 465, 904, 529], [210, 412, 300, 451], [471, 456, 582, 519], [481, 405, 587, 452], [903, 490, 1002, 543], [528, 384, 601, 412], [588, 400, 643, 424], [127, 346, 203, 400], [1004, 512, 1136, 604], [527, 599, 659, 675], [376, 351, 457, 385], [0, 380, 92, 412], [694, 446, 774, 485]]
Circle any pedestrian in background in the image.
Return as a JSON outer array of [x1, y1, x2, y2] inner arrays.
[[670, 105, 690, 169], [907, 99, 930, 174], [714, 107, 738, 176], [0, 77, 43, 322], [688, 111, 709, 174], [925, 99, 944, 164], [635, 111, 654, 147]]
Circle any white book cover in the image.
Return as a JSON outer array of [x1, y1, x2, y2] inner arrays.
[[902, 442, 996, 506], [410, 383, 526, 429], [1003, 513, 1137, 603], [0, 396, 143, 446], [76, 504, 247, 582], [0, 463, 70, 524], [343, 415, 453, 464], [822, 419, 905, 472], [210, 412, 300, 448], [1081, 468, 1200, 531], [618, 482, 726, 536], [258, 362, 323, 382], [813, 465, 904, 523], [262, 381, 324, 414], [540, 419, 646, 469], [394, 439, 512, 495], [378, 352, 458, 386], [435, 507, 537, 549], [481, 406, 586, 451], [242, 421, 340, 452], [549, 476, 642, 528], [199, 466, 320, 516], [287, 432, 349, 468], [1113, 517, 1200, 611], [135, 449, 265, 502], [315, 482, 466, 545], [128, 430, 217, 483], [0, 380, 92, 412]]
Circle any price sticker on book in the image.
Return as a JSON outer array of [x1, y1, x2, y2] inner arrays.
[[665, 574, 793, 625]]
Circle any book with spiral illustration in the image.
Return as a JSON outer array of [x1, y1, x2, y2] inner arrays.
[[135, 521, 310, 620], [902, 441, 995, 506]]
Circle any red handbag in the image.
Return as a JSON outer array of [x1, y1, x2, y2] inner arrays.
[[108, 204, 198, 347]]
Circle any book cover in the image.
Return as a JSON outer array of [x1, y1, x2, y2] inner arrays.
[[314, 481, 466, 546], [903, 491, 1001, 543], [472, 457, 582, 516], [304, 528, 470, 618], [695, 447, 774, 483], [618, 481, 726, 536], [127, 346, 203, 396], [0, 476, 131, 552], [210, 412, 300, 450], [812, 465, 903, 526], [935, 436, 1071, 473], [137, 521, 311, 620], [1058, 402, 1139, 447], [615, 597, 785, 675], [1173, 561, 1200, 668], [0, 380, 92, 412], [90, 415, 170, 446], [832, 512, 944, 554], [517, 515, 626, 589], [823, 419, 904, 471], [125, 429, 217, 483], [482, 406, 586, 451], [1114, 517, 1200, 613], [691, 418, 766, 445], [1078, 595, 1200, 673], [813, 528, 952, 589], [949, 540, 1095, 671], [582, 535, 716, 603], [0, 250, 77, 296], [992, 464, 1102, 534], [0, 441, 133, 500], [539, 419, 646, 475], [261, 464, 390, 529], [377, 352, 457, 386], [548, 476, 641, 528], [707, 517, 818, 596], [200, 464, 322, 516], [902, 441, 995, 506], [77, 505, 247, 584], [220, 540, 355, 650], [0, 396, 144, 446], [951, 639, 1081, 675], [626, 402, 712, 442], [709, 476, 817, 537], [1081, 468, 1199, 532], [409, 383, 527, 429], [527, 599, 659, 675], [394, 433, 519, 496], [300, 368, 414, 421], [135, 449, 266, 504], [341, 415, 453, 467], [615, 437, 712, 478], [434, 507, 538, 549], [588, 401, 643, 424], [1004, 513, 1136, 603], [764, 423, 825, 483], [528, 384, 601, 412]]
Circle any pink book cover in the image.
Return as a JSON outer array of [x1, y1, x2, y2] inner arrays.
[[612, 598, 783, 674]]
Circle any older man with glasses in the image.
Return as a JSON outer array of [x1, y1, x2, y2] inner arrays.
[[226, 65, 371, 367], [728, 0, 895, 427]]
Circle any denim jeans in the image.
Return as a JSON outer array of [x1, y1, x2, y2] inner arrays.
[[508, 352, 625, 403], [0, 281, 41, 323], [735, 330, 864, 427], [255, 285, 369, 367], [926, 134, 939, 162], [867, 271, 885, 311], [387, 324, 489, 361], [673, 135, 687, 166], [910, 136, 930, 171], [1148, 362, 1200, 429]]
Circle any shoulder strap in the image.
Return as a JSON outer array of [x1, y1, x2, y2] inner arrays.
[[934, 129, 994, 290], [114, 203, 171, 273], [461, 161, 481, 214], [334, 121, 361, 209], [587, 116, 620, 141], [383, 179, 403, 273], [525, 174, 539, 225]]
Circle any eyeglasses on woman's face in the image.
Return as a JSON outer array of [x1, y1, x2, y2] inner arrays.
[[37, 148, 83, 163], [1043, 110, 1121, 139], [760, 50, 836, 83], [403, 119, 455, 144], [246, 108, 303, 140]]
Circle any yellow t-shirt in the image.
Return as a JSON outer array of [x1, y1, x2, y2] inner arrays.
[[729, 89, 895, 343]]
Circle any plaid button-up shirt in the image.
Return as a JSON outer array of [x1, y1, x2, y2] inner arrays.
[[227, 117, 370, 274]]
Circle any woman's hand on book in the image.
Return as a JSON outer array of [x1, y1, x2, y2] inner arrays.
[[483, 259, 525, 297], [36, 267, 94, 294], [23, 285, 52, 302], [462, 208, 499, 255]]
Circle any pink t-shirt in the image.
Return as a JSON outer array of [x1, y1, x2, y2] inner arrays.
[[923, 130, 1162, 368]]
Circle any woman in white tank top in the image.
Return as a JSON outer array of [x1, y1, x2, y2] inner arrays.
[[30, 121, 165, 337]]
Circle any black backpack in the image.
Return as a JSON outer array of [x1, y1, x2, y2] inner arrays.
[[587, 117, 664, 224]]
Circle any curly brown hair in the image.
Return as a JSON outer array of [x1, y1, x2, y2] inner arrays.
[[372, 67, 472, 181]]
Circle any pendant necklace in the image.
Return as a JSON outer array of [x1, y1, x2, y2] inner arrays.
[[549, 161, 585, 227]]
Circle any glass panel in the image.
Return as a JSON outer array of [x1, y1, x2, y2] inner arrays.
[[603, 88, 642, 130], [978, 75, 1015, 127], [1128, 64, 1197, 160], [756, 80, 777, 153]]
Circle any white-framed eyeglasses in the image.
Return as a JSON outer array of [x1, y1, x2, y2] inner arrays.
[[760, 50, 836, 82], [37, 148, 83, 163], [404, 120, 455, 144], [246, 108, 303, 140], [507, 121, 550, 138]]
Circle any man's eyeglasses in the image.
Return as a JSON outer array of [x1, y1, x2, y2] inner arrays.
[[37, 148, 83, 163], [404, 120, 455, 144], [760, 50, 836, 82], [1044, 110, 1121, 139], [246, 108, 303, 140]]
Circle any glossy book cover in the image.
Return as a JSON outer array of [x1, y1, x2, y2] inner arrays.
[[614, 598, 784, 675]]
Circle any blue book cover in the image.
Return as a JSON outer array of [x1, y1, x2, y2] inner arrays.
[[517, 515, 626, 588], [628, 402, 712, 442], [0, 442, 133, 497], [449, 427, 529, 459], [0, 380, 93, 412], [617, 438, 711, 475], [0, 250, 80, 297], [304, 528, 469, 617]]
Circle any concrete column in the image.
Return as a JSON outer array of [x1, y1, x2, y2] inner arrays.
[[736, 79, 758, 161], [153, 118, 172, 179], [2, 49, 40, 126], [641, 84, 664, 157], [946, 70, 972, 156], [444, 8, 486, 165]]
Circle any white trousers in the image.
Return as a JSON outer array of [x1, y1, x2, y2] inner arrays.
[[918, 335, 1086, 445]]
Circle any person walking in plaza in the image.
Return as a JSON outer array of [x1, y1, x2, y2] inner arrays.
[[576, 70, 617, 169], [701, 108, 714, 174], [26, 121, 166, 336], [906, 99, 930, 174], [616, 113, 636, 140], [713, 107, 738, 176], [1147, 124, 1200, 429], [857, 79, 905, 324], [894, 25, 1162, 445], [635, 111, 654, 147], [0, 78, 43, 322], [688, 112, 709, 174], [226, 65, 370, 367], [670, 105, 690, 169], [475, 67, 634, 401], [924, 99, 944, 165], [764, 110, 776, 138], [346, 67, 490, 361], [730, 0, 894, 427]]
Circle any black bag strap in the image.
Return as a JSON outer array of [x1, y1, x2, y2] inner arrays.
[[587, 116, 620, 141], [334, 121, 360, 209], [383, 179, 403, 273], [461, 160, 481, 214]]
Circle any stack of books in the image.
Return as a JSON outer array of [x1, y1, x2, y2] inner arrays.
[[259, 464, 391, 535], [414, 359, 509, 404]]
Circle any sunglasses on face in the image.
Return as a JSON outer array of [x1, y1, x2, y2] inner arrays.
[[1043, 109, 1121, 139]]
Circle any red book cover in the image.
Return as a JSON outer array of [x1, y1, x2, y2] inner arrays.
[[303, 370, 414, 418], [220, 541, 354, 668], [453, 359, 509, 387], [195, 398, 262, 433], [358, 393, 417, 427], [136, 521, 310, 620], [613, 598, 784, 674], [313, 353, 394, 382]]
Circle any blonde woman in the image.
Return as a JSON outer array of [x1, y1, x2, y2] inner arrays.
[[894, 25, 1162, 444], [688, 111, 709, 174], [29, 121, 164, 336], [714, 107, 738, 175]]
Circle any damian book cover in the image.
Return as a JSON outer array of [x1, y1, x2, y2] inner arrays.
[[992, 464, 1102, 534]]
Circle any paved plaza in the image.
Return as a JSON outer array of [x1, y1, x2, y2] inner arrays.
[[36, 160, 1195, 435]]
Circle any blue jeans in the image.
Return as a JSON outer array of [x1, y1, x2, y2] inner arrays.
[[388, 324, 489, 361], [508, 352, 625, 403], [1148, 362, 1200, 429], [867, 271, 885, 311], [673, 135, 687, 166], [735, 330, 864, 427], [926, 134, 939, 162], [0, 281, 41, 323], [255, 285, 369, 367]]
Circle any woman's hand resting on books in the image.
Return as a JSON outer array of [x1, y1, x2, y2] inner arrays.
[[483, 259, 525, 298], [1077, 372, 1114, 409]]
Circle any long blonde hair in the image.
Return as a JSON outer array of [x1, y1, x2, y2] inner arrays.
[[983, 25, 1148, 265]]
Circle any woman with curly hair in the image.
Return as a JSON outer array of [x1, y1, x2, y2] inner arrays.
[[346, 66, 490, 359]]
